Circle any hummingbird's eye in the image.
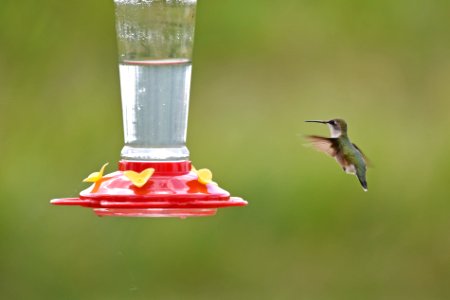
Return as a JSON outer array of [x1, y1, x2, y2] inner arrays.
[[330, 120, 336, 125]]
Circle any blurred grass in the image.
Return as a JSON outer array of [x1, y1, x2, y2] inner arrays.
[[1, 0, 450, 299]]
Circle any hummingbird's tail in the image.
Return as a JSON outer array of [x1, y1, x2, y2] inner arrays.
[[357, 172, 368, 192]]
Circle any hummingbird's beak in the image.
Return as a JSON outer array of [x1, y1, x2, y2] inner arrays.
[[305, 120, 328, 124]]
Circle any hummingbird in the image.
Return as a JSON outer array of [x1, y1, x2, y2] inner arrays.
[[305, 119, 369, 191]]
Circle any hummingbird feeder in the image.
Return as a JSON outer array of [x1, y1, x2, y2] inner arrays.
[[51, 0, 247, 218]]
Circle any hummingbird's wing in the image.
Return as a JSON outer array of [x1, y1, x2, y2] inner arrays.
[[305, 135, 339, 157], [352, 143, 372, 167]]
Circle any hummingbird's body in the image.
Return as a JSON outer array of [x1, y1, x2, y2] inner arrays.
[[305, 119, 369, 191]]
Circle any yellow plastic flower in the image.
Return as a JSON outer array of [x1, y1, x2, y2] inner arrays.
[[195, 168, 214, 185], [124, 168, 155, 188], [83, 163, 109, 183]]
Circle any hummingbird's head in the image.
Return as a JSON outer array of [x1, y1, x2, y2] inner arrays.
[[305, 118, 348, 137]]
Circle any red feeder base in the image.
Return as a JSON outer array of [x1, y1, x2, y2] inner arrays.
[[51, 161, 247, 218], [93, 208, 218, 218]]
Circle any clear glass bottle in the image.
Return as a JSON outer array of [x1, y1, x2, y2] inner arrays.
[[114, 0, 197, 161]]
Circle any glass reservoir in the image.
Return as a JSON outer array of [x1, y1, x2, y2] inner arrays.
[[115, 0, 196, 161]]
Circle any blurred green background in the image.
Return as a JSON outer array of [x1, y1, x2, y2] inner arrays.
[[1, 0, 449, 299]]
